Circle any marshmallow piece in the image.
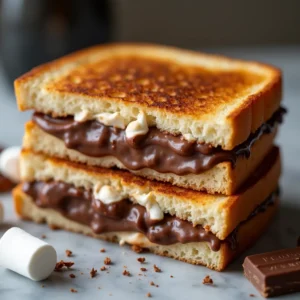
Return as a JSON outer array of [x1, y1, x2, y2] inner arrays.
[[93, 184, 125, 204], [119, 232, 152, 247], [95, 112, 126, 129], [125, 112, 149, 139], [0, 227, 57, 281], [0, 146, 21, 183], [0, 201, 3, 224], [74, 110, 91, 122], [134, 192, 164, 221]]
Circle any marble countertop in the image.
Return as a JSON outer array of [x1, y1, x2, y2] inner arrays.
[[0, 46, 300, 300]]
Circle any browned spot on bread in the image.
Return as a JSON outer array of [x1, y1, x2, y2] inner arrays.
[[47, 56, 264, 117]]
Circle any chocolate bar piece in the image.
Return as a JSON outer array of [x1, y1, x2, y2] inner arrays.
[[243, 248, 300, 298]]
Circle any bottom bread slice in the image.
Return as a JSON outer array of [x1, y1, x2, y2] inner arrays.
[[13, 186, 279, 271]]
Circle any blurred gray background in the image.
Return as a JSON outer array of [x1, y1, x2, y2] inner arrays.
[[114, 0, 300, 47]]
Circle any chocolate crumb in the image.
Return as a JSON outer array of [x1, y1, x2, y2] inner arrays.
[[146, 292, 152, 298], [100, 266, 107, 271], [170, 275, 174, 278], [100, 248, 106, 253], [70, 288, 77, 293], [123, 270, 131, 276], [137, 257, 146, 263], [202, 275, 213, 285], [69, 274, 76, 278], [132, 245, 143, 253], [249, 294, 255, 297], [65, 249, 73, 257], [54, 260, 74, 271], [153, 264, 161, 272], [141, 267, 147, 272], [104, 257, 111, 265], [150, 281, 155, 286], [90, 268, 97, 278], [41, 235, 46, 239]]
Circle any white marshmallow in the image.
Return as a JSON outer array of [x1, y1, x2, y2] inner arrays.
[[0, 227, 57, 281], [183, 133, 196, 142], [0, 146, 21, 183], [74, 110, 91, 122], [119, 232, 152, 247], [0, 201, 3, 224], [125, 112, 149, 139], [95, 112, 126, 129], [93, 184, 125, 204], [74, 110, 126, 129], [134, 192, 164, 221]]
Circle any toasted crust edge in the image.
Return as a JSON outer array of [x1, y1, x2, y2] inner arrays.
[[15, 43, 282, 149]]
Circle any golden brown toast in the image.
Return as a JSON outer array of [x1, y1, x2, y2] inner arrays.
[[15, 43, 282, 149], [19, 147, 281, 240]]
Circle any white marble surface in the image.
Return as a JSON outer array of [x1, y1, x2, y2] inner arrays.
[[0, 46, 299, 299]]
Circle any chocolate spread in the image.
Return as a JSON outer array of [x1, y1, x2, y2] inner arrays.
[[32, 107, 286, 175], [22, 181, 277, 251]]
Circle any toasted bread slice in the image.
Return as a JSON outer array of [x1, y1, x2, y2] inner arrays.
[[19, 147, 280, 240], [13, 185, 279, 271], [15, 43, 282, 149], [23, 120, 277, 194]]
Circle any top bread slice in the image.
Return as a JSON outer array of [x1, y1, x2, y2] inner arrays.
[[15, 43, 282, 149]]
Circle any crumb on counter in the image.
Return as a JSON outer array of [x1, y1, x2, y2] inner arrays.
[[202, 275, 213, 285], [54, 260, 74, 271], [153, 264, 161, 272], [104, 257, 112, 265], [123, 270, 131, 276], [137, 257, 146, 263], [90, 268, 97, 278]]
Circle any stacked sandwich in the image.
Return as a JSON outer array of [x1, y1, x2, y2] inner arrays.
[[13, 44, 284, 271]]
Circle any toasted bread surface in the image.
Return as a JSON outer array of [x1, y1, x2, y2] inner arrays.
[[19, 147, 280, 239], [13, 186, 279, 271], [15, 43, 282, 149]]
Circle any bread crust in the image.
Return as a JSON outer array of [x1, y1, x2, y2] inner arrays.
[[19, 148, 281, 239], [24, 120, 277, 194], [14, 43, 282, 149], [13, 186, 279, 271]]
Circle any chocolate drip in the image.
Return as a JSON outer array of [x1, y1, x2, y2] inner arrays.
[[23, 181, 277, 251], [32, 107, 286, 175]]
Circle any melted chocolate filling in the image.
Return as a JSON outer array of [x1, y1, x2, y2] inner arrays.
[[22, 181, 277, 251], [32, 107, 286, 175]]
